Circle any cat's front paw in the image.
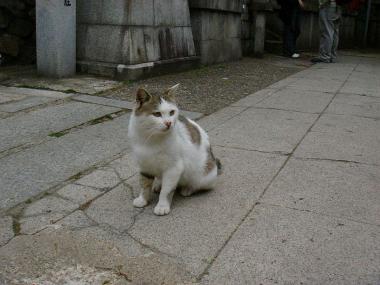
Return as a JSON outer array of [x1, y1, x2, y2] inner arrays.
[[153, 203, 171, 216], [133, 196, 148, 208]]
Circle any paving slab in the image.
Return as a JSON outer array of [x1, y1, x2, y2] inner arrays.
[[309, 61, 357, 70], [326, 93, 380, 118], [256, 88, 334, 114], [3, 76, 123, 95], [289, 68, 352, 81], [294, 114, 380, 165], [203, 204, 380, 285], [0, 96, 57, 113], [0, 86, 74, 99], [108, 152, 138, 180], [262, 158, 380, 225], [129, 147, 287, 274], [57, 210, 95, 229], [76, 169, 121, 190], [0, 91, 26, 104], [73, 94, 135, 109], [231, 88, 278, 107], [19, 212, 67, 235], [0, 216, 14, 247], [57, 184, 103, 205], [85, 184, 138, 232], [0, 101, 120, 153], [268, 76, 299, 89], [0, 112, 8, 119], [286, 77, 343, 93], [0, 114, 130, 211], [0, 227, 159, 285], [355, 62, 380, 73], [19, 196, 80, 234], [341, 72, 380, 97], [198, 106, 246, 132], [210, 108, 318, 153], [23, 196, 79, 217], [181, 110, 204, 120]]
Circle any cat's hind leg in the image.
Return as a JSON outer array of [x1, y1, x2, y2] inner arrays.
[[133, 173, 153, 208], [152, 177, 162, 193], [179, 186, 197, 197], [182, 167, 218, 196]]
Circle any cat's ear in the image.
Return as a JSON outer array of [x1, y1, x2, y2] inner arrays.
[[164, 84, 180, 102], [136, 88, 152, 107]]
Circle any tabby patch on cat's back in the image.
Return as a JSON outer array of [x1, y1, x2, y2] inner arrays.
[[128, 84, 222, 216]]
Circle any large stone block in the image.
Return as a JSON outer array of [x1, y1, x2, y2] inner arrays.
[[154, 0, 191, 26], [158, 27, 196, 60], [78, 25, 195, 66], [76, 0, 196, 79], [190, 7, 242, 64], [199, 38, 242, 64], [78, 24, 124, 64], [36, 0, 76, 77], [77, 0, 154, 26], [189, 0, 242, 13]]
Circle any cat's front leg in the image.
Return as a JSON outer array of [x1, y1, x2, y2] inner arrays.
[[133, 173, 153, 208], [154, 164, 184, 216]]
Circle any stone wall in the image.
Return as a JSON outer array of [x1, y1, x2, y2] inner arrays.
[[189, 0, 243, 64], [0, 0, 36, 65], [76, 0, 198, 79]]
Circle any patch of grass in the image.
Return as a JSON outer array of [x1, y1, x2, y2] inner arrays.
[[89, 114, 114, 125], [49, 131, 66, 138], [70, 172, 82, 180], [12, 219, 21, 235], [63, 89, 78, 94], [25, 198, 32, 204]]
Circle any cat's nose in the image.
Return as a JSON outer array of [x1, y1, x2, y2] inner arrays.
[[164, 121, 172, 128]]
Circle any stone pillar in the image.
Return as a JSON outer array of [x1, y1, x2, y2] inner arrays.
[[36, 0, 76, 77], [253, 13, 266, 57], [251, 0, 272, 57]]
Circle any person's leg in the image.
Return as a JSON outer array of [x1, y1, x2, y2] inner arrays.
[[316, 6, 334, 62], [283, 22, 294, 57], [292, 8, 302, 53], [331, 7, 342, 62]]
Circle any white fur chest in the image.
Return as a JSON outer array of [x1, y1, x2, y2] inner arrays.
[[132, 142, 177, 177]]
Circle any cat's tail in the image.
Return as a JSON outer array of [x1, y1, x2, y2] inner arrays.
[[216, 158, 223, 176]]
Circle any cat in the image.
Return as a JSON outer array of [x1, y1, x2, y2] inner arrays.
[[128, 84, 222, 216]]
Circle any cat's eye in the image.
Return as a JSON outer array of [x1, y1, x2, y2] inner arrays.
[[152, 112, 162, 117], [170, 110, 175, 116]]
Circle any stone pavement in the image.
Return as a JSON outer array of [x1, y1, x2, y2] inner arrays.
[[0, 55, 379, 284]]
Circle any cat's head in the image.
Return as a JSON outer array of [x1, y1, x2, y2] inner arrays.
[[133, 84, 180, 135]]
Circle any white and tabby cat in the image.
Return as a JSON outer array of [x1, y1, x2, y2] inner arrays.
[[128, 84, 221, 216]]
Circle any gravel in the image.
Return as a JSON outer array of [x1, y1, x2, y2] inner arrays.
[[102, 55, 309, 114]]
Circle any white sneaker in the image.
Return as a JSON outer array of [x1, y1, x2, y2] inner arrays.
[[291, 53, 300, 58]]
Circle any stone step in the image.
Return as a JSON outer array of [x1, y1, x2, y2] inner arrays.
[[0, 114, 131, 211], [0, 101, 120, 153]]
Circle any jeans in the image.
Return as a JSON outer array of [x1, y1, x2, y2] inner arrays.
[[319, 5, 342, 61]]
